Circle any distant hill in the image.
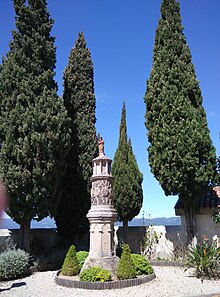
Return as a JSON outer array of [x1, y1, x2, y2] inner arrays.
[[0, 216, 181, 230], [115, 216, 181, 227]]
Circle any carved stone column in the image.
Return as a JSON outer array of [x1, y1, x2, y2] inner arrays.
[[82, 138, 119, 274]]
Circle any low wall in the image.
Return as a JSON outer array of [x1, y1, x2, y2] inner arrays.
[[0, 225, 182, 254], [117, 225, 182, 254], [0, 228, 64, 253]]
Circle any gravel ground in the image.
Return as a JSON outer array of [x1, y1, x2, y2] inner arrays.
[[0, 266, 219, 297]]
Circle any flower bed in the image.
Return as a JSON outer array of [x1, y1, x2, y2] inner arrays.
[[55, 270, 156, 290]]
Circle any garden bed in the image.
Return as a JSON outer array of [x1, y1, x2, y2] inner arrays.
[[55, 270, 156, 290]]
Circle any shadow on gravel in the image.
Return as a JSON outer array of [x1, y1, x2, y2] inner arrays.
[[0, 281, 26, 292]]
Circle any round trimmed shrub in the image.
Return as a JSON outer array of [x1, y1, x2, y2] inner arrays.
[[61, 245, 79, 276], [76, 251, 89, 269], [0, 249, 29, 280], [80, 266, 111, 282], [131, 253, 153, 275], [116, 243, 136, 280]]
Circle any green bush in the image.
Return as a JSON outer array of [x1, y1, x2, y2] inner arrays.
[[76, 251, 89, 269], [186, 241, 220, 279], [34, 249, 67, 271], [116, 243, 136, 280], [80, 266, 111, 282], [34, 255, 50, 272], [0, 249, 29, 280], [61, 245, 79, 276], [131, 253, 153, 275]]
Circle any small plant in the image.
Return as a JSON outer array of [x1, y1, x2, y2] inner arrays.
[[61, 245, 79, 276], [116, 243, 136, 280], [156, 257, 170, 262], [186, 240, 220, 279], [0, 249, 29, 280], [34, 249, 66, 271], [141, 226, 160, 259], [0, 237, 16, 253], [131, 253, 153, 275], [76, 251, 89, 269], [80, 266, 111, 282], [212, 212, 220, 224]]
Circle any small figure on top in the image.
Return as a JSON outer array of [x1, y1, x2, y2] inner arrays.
[[98, 136, 105, 156]]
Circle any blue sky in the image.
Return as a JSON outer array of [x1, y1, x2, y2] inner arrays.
[[0, 0, 219, 219]]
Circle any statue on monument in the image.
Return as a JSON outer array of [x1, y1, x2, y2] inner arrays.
[[98, 137, 105, 156]]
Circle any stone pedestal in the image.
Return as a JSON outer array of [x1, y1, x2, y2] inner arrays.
[[82, 139, 119, 274]]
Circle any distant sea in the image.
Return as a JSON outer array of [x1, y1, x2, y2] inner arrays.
[[0, 217, 57, 229], [0, 216, 181, 230]]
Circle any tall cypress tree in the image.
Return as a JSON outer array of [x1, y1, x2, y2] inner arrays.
[[54, 32, 97, 243], [112, 103, 143, 243], [0, 0, 71, 251], [144, 0, 216, 242], [127, 138, 143, 211]]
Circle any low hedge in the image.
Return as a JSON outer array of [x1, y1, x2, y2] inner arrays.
[[80, 266, 111, 282], [131, 254, 153, 275]]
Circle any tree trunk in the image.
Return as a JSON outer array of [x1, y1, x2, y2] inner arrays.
[[20, 218, 31, 252], [123, 219, 128, 244], [183, 201, 196, 245]]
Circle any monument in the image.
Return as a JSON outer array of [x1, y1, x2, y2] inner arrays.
[[82, 137, 119, 273]]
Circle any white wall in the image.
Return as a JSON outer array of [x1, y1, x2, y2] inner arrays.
[[180, 215, 220, 243], [196, 215, 220, 241]]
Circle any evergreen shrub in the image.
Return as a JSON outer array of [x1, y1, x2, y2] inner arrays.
[[0, 249, 29, 280], [80, 266, 111, 282], [34, 249, 67, 271], [116, 243, 136, 280], [131, 254, 153, 275], [61, 245, 79, 276], [76, 251, 89, 269]]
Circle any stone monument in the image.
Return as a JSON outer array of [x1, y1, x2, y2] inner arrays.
[[82, 137, 119, 273]]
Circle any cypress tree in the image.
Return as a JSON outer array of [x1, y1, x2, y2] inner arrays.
[[127, 137, 143, 211], [116, 243, 136, 280], [61, 245, 79, 276], [54, 32, 97, 243], [0, 0, 71, 251], [144, 0, 216, 242], [112, 103, 143, 243]]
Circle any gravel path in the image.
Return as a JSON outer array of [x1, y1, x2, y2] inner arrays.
[[0, 266, 219, 297]]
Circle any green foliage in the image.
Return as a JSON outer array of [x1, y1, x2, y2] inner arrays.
[[212, 212, 220, 224], [186, 241, 220, 279], [61, 245, 79, 276], [55, 32, 97, 242], [34, 249, 67, 271], [116, 243, 136, 280], [131, 254, 153, 275], [144, 0, 216, 241], [76, 251, 89, 269], [0, 0, 71, 250], [142, 226, 159, 259], [0, 249, 29, 280], [112, 103, 143, 224], [80, 266, 111, 282]]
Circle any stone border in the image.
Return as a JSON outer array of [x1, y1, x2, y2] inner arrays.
[[150, 261, 185, 267], [55, 271, 156, 290]]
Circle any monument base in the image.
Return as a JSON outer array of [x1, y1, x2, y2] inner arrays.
[[81, 255, 119, 276]]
